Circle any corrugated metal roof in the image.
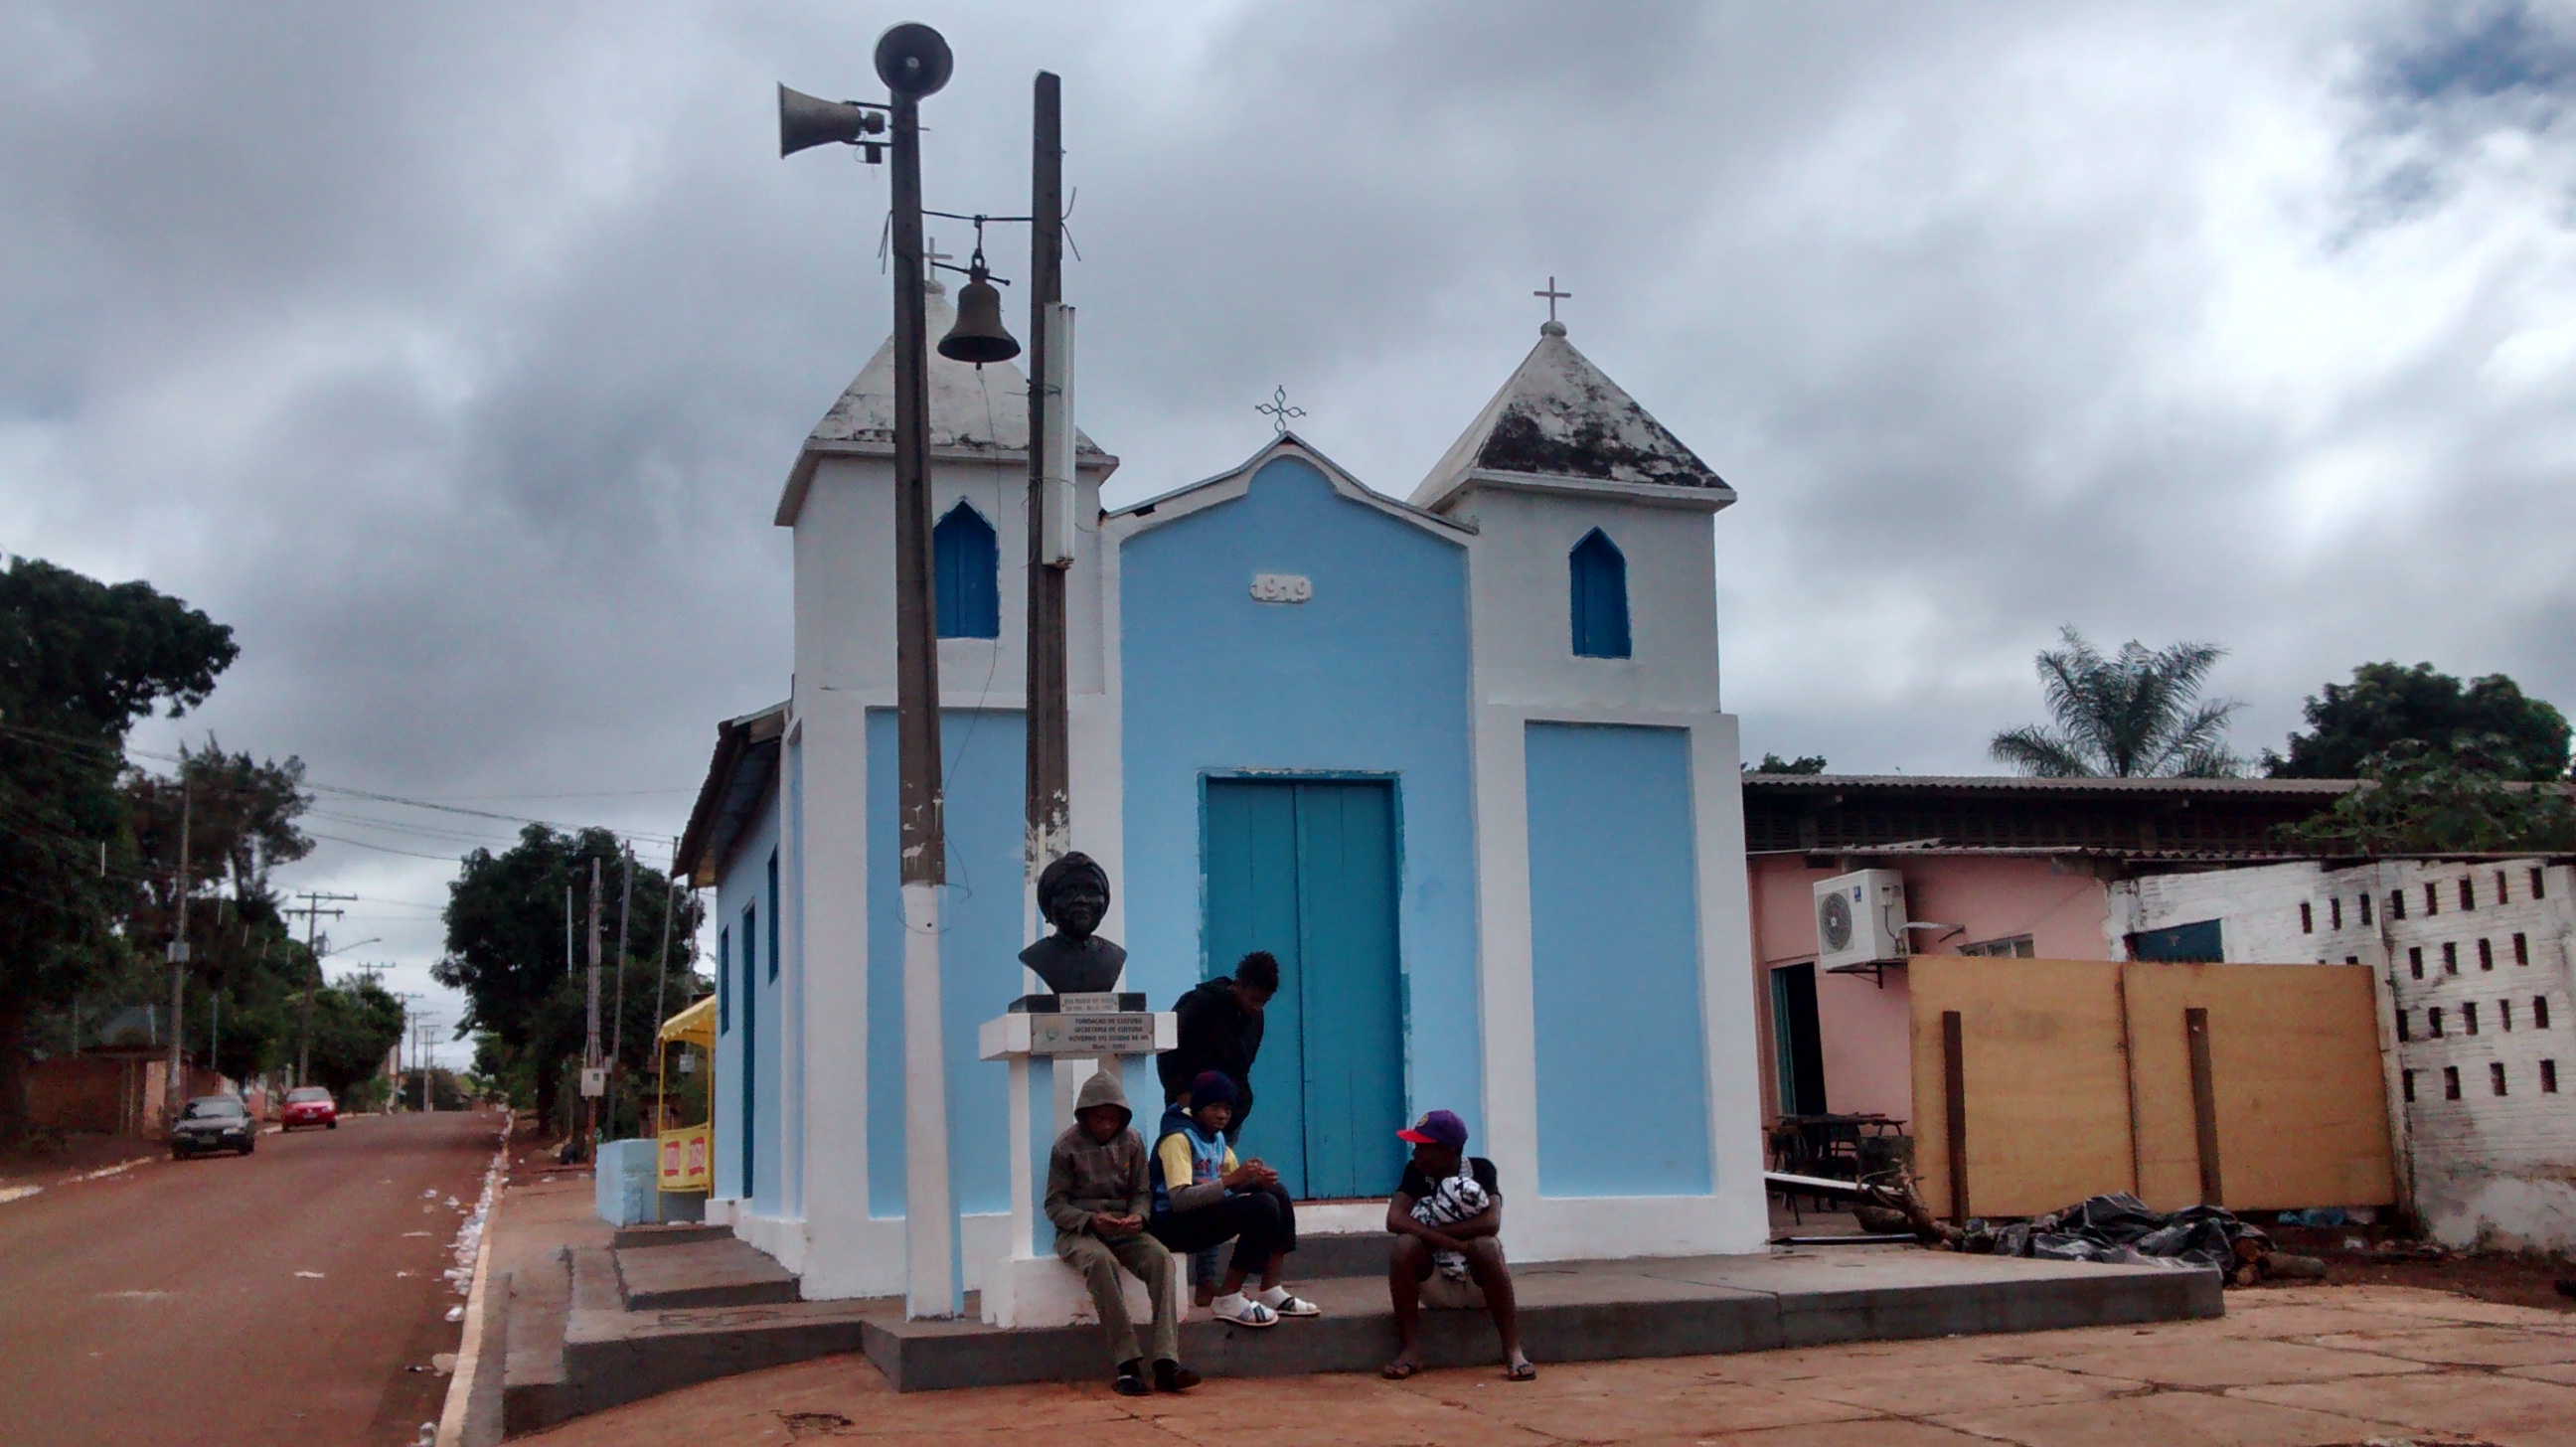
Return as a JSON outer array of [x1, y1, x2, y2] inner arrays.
[[1741, 773, 2358, 796]]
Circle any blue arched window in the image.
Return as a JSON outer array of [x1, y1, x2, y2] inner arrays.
[[933, 501, 1000, 638], [1569, 529, 1631, 659]]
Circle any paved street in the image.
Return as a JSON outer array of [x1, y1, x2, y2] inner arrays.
[[524, 1281, 2576, 1447], [0, 1109, 501, 1447]]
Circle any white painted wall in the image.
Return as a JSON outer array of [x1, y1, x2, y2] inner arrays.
[[1451, 480, 1768, 1260], [2114, 858, 2576, 1252], [782, 445, 1118, 1299]]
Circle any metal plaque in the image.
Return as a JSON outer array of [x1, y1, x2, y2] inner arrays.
[[1028, 1012, 1159, 1056]]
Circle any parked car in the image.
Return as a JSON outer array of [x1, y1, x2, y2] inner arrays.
[[280, 1086, 338, 1131], [171, 1095, 256, 1158]]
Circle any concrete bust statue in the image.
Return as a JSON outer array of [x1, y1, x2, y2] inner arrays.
[[1020, 851, 1127, 994]]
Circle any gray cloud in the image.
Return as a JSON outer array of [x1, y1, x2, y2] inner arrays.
[[6, 1, 2575, 1057]]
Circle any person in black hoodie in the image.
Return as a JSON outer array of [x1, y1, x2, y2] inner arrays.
[[1159, 951, 1279, 1126]]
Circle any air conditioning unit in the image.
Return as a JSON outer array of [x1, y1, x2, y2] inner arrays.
[[1815, 869, 1908, 971]]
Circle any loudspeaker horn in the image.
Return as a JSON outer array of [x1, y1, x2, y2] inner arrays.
[[874, 23, 953, 100], [778, 84, 882, 158]]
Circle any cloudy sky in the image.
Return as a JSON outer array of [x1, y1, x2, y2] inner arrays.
[[7, 2, 2573, 1061]]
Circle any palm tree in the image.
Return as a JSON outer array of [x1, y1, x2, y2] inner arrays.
[[1990, 627, 2244, 778]]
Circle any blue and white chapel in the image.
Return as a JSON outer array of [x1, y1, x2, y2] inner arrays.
[[677, 288, 1767, 1303]]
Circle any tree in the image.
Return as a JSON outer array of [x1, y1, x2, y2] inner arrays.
[[302, 974, 405, 1096], [1990, 626, 2243, 778], [434, 826, 698, 1136], [2267, 662, 2570, 781], [0, 558, 237, 1141], [125, 743, 315, 1083], [1748, 753, 1829, 775], [2282, 739, 2576, 855]]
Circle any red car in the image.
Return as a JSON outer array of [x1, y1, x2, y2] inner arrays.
[[280, 1086, 338, 1131]]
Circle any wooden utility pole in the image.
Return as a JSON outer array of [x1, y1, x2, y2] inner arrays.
[[288, 890, 354, 1087], [1023, 70, 1071, 878], [162, 779, 191, 1132]]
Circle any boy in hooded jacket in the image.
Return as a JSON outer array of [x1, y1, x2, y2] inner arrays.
[[1046, 1070, 1198, 1395]]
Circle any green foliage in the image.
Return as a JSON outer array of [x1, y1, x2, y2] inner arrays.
[[434, 825, 699, 1130], [302, 974, 406, 1096], [1990, 626, 2243, 778], [123, 743, 316, 1082], [2267, 661, 2571, 782], [2282, 739, 2576, 855], [0, 557, 238, 1138], [1749, 753, 1829, 775]]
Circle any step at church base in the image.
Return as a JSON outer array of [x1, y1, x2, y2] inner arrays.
[[518, 1246, 2217, 1424], [613, 1234, 802, 1310]]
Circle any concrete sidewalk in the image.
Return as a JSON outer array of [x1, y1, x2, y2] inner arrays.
[[518, 1283, 2576, 1446]]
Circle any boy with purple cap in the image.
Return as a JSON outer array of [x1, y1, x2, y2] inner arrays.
[[1382, 1108, 1532, 1381]]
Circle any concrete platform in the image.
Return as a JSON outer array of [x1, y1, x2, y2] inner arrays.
[[613, 1235, 800, 1310], [521, 1245, 2217, 1423]]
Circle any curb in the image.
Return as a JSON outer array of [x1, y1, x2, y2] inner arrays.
[[436, 1114, 513, 1447]]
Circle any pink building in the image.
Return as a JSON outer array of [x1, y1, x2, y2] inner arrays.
[[1739, 775, 2350, 1127]]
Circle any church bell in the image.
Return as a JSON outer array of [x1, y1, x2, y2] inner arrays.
[[938, 257, 1021, 366]]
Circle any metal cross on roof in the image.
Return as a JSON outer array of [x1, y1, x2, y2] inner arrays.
[[923, 236, 955, 273], [1533, 275, 1571, 333], [1255, 386, 1306, 435]]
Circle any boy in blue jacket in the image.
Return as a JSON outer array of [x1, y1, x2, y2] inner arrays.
[[1147, 1071, 1319, 1327]]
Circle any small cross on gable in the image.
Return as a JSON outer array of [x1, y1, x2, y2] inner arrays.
[[1255, 386, 1306, 436], [1533, 275, 1570, 334]]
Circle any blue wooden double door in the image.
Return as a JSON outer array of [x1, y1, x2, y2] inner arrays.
[[1203, 779, 1406, 1201]]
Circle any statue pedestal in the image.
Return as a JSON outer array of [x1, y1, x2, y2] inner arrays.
[[977, 1006, 1176, 1329]]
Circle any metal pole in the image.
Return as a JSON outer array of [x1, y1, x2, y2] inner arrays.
[[652, 865, 679, 1042], [585, 857, 604, 1157], [564, 881, 574, 1136], [888, 80, 958, 1321], [1024, 71, 1070, 880], [163, 775, 191, 1132], [609, 845, 635, 1139], [612, 846, 635, 1062]]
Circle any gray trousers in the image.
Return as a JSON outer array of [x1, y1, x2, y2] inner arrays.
[[1054, 1227, 1179, 1367]]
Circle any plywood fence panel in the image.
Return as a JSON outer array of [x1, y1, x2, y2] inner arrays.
[[2123, 962, 2394, 1212], [1906, 957, 2135, 1219]]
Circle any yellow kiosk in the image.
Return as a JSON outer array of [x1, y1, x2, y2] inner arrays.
[[655, 995, 716, 1202]]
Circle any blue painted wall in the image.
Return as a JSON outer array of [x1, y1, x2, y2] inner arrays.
[[1525, 723, 1711, 1197], [1122, 455, 1482, 1147], [713, 784, 781, 1204], [784, 735, 806, 1215], [866, 708, 1028, 1220]]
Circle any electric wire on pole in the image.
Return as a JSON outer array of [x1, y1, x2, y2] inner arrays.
[[285, 890, 355, 1088]]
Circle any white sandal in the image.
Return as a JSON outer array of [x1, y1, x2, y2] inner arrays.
[[1210, 1292, 1279, 1328], [1256, 1285, 1321, 1317]]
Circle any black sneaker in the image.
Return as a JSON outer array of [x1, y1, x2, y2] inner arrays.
[[1113, 1360, 1149, 1396], [1154, 1360, 1201, 1392]]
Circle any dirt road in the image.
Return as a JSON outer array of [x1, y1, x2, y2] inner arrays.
[[0, 1109, 502, 1447]]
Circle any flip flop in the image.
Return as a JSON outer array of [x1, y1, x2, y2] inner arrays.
[[1381, 1360, 1423, 1380], [1505, 1361, 1537, 1382]]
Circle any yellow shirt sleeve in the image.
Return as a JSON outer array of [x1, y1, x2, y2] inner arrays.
[[1157, 1134, 1197, 1192]]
